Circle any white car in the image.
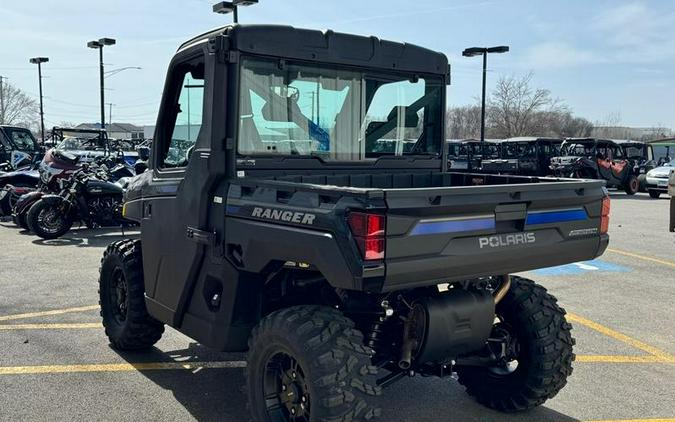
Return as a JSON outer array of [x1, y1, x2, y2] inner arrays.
[[645, 158, 675, 198], [669, 170, 675, 231]]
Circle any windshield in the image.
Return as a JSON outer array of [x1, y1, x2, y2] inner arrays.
[[622, 144, 645, 159], [56, 136, 105, 151], [503, 142, 535, 158], [561, 142, 595, 157], [237, 58, 443, 160], [5, 128, 38, 151]]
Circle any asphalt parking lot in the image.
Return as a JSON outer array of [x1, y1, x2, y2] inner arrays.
[[0, 191, 673, 422]]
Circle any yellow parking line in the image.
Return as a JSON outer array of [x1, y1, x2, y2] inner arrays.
[[0, 305, 99, 322], [0, 361, 246, 375], [0, 323, 101, 330], [576, 355, 674, 363], [567, 312, 675, 361], [607, 248, 675, 269], [587, 419, 675, 422]]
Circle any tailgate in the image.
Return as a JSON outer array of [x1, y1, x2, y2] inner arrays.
[[381, 180, 608, 291]]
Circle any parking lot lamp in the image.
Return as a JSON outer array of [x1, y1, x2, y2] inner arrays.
[[87, 38, 116, 129], [213, 0, 259, 23], [462, 46, 509, 143], [29, 57, 49, 143]]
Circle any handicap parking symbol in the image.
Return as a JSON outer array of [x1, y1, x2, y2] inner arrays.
[[533, 259, 630, 276]]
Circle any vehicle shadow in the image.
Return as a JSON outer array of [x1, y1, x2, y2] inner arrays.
[[30, 227, 140, 248], [115, 343, 581, 422], [115, 342, 250, 422]]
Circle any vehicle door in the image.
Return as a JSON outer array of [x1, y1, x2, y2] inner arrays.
[[140, 47, 217, 326], [595, 143, 614, 181], [0, 130, 11, 163]]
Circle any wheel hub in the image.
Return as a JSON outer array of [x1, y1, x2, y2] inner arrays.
[[264, 352, 310, 421]]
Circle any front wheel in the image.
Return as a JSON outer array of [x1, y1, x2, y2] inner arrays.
[[26, 200, 73, 239], [648, 190, 661, 199], [99, 239, 164, 350], [247, 306, 382, 422], [624, 175, 639, 195], [456, 276, 575, 412]]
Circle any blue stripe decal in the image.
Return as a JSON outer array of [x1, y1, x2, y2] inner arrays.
[[526, 209, 587, 225], [410, 217, 495, 235], [226, 205, 240, 214]]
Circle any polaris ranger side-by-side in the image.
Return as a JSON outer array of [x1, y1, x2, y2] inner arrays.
[[550, 138, 641, 194], [99, 24, 610, 421]]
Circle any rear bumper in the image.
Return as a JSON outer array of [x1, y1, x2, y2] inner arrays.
[[381, 234, 608, 292]]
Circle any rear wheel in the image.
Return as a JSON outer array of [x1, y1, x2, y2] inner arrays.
[[247, 306, 381, 422], [99, 239, 164, 350], [456, 276, 575, 412], [26, 200, 73, 239], [648, 190, 661, 199], [623, 175, 639, 195]]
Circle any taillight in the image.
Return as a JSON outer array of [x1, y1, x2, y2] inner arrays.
[[600, 196, 610, 234], [347, 211, 385, 260]]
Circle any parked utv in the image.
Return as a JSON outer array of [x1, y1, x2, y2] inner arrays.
[[615, 140, 656, 192], [98, 24, 610, 422], [0, 125, 42, 170], [447, 139, 500, 172], [550, 138, 641, 194], [482, 137, 562, 176]]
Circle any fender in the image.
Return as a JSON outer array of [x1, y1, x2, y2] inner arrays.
[[13, 191, 44, 214], [39, 194, 67, 206]]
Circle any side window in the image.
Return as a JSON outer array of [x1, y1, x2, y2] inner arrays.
[[160, 59, 205, 169]]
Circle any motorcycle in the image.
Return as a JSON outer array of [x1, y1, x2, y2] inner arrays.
[[26, 165, 134, 239], [9, 150, 82, 227]]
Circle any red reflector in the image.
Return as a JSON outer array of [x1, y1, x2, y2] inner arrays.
[[364, 237, 385, 260], [348, 212, 385, 261], [600, 196, 610, 234]]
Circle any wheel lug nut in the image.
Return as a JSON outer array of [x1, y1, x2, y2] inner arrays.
[[282, 384, 287, 391], [290, 408, 296, 415], [292, 372, 296, 378], [301, 396, 307, 403]]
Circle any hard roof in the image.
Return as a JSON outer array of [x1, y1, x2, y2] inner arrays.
[[179, 24, 448, 76], [499, 136, 563, 143]]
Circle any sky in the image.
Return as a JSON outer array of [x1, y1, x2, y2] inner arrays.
[[0, 0, 674, 129]]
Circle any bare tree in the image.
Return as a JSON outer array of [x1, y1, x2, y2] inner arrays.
[[487, 72, 564, 138], [0, 80, 38, 127], [446, 105, 482, 139]]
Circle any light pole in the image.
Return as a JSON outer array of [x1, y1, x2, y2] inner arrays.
[[462, 46, 509, 143], [213, 0, 259, 23], [87, 38, 116, 129], [29, 57, 49, 143]]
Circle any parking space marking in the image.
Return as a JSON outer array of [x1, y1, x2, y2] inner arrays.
[[567, 312, 674, 361], [0, 305, 99, 322], [587, 419, 675, 422], [576, 355, 674, 364], [533, 259, 630, 276], [0, 323, 101, 330], [0, 361, 247, 375], [607, 248, 675, 270]]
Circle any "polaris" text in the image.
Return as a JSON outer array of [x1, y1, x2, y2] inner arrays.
[[478, 232, 536, 249], [251, 207, 316, 225]]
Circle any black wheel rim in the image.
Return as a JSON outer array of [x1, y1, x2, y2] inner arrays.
[[486, 317, 521, 376], [109, 268, 129, 324], [36, 206, 66, 235], [263, 351, 311, 422]]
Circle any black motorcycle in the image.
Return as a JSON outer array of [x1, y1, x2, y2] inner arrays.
[[26, 165, 132, 239]]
